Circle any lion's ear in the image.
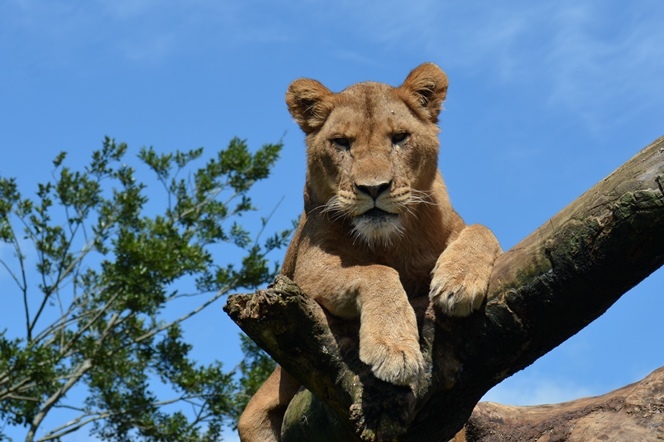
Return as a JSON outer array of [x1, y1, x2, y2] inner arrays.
[[398, 63, 448, 123], [286, 79, 334, 134]]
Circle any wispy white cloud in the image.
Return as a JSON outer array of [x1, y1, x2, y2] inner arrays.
[[483, 375, 594, 406], [316, 0, 664, 129], [541, 3, 664, 125], [456, 2, 664, 128], [1, 0, 294, 69], [5, 0, 663, 106]]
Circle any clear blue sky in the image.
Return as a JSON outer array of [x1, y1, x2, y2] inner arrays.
[[2, 0, 663, 440]]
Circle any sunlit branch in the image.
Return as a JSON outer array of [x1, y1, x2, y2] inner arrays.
[[27, 359, 93, 442]]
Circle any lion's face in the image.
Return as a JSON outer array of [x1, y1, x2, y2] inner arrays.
[[286, 64, 448, 247]]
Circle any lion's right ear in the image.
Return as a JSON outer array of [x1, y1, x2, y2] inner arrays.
[[286, 79, 334, 134]]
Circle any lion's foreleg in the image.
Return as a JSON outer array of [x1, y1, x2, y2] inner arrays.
[[356, 266, 424, 386]]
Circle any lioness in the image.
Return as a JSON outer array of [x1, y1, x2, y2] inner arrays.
[[238, 63, 502, 441]]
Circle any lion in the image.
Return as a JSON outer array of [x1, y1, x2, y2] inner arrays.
[[237, 63, 502, 441]]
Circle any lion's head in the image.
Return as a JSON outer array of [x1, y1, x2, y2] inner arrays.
[[286, 63, 448, 247]]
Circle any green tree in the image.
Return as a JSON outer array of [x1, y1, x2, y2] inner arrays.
[[0, 137, 286, 441]]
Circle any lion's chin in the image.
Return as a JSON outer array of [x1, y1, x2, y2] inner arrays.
[[351, 209, 402, 248]]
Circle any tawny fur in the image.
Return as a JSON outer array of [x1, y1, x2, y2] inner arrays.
[[238, 63, 502, 441]]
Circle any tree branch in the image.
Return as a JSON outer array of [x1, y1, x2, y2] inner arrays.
[[38, 395, 199, 442], [27, 359, 93, 442], [462, 366, 664, 441], [224, 136, 664, 441]]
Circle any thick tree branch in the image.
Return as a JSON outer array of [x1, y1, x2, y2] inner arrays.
[[224, 136, 664, 441], [462, 366, 664, 441]]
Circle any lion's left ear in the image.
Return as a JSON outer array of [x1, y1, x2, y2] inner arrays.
[[397, 63, 448, 123]]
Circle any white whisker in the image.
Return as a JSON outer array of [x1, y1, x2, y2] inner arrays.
[[409, 189, 436, 206], [318, 195, 350, 223], [308, 186, 432, 249]]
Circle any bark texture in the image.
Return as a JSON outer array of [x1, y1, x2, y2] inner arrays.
[[463, 367, 664, 441], [224, 136, 664, 441]]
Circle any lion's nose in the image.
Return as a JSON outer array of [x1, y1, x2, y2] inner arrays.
[[356, 181, 392, 200]]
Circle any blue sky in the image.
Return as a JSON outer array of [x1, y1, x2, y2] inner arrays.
[[1, 0, 663, 440]]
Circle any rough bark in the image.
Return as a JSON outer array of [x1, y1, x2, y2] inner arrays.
[[224, 136, 664, 441], [462, 366, 664, 441]]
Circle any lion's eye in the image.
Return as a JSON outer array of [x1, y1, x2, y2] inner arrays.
[[331, 137, 351, 150], [391, 132, 409, 145]]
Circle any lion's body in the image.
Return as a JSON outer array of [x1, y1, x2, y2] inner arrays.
[[238, 64, 502, 441]]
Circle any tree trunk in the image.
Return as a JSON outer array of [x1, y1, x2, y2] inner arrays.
[[224, 136, 664, 441]]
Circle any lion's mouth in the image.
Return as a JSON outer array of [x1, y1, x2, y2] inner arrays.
[[351, 208, 402, 246], [360, 208, 398, 220]]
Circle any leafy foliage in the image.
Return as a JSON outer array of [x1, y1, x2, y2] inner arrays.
[[0, 137, 289, 441]]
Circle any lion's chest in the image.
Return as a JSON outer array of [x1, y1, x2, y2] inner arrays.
[[400, 274, 433, 299], [381, 250, 439, 298]]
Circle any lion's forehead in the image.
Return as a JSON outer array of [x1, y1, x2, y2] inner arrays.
[[327, 84, 415, 131]]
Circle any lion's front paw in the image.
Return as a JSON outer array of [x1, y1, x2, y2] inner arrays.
[[430, 256, 491, 317], [359, 333, 424, 386]]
